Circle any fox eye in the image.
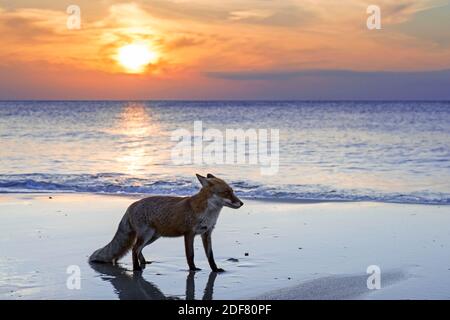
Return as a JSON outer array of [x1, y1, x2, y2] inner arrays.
[[221, 190, 232, 197]]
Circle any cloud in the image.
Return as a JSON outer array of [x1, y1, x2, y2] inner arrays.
[[0, 7, 67, 42], [379, 0, 447, 24], [228, 5, 314, 27], [204, 68, 450, 100], [163, 35, 206, 49], [391, 3, 450, 47], [229, 9, 273, 21]]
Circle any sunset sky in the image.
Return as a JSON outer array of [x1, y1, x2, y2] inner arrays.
[[1, 0, 449, 100]]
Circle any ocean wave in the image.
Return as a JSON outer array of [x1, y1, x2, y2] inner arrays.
[[0, 173, 449, 205]]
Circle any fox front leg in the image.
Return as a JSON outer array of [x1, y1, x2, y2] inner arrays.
[[184, 233, 201, 271], [202, 231, 224, 273]]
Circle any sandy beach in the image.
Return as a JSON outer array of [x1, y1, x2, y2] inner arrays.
[[1, 193, 450, 300]]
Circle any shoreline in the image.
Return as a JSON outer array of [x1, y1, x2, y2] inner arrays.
[[2, 191, 448, 206], [1, 193, 450, 299]]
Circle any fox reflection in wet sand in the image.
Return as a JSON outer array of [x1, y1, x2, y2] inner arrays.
[[90, 263, 217, 300]]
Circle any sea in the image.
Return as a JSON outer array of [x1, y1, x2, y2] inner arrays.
[[0, 100, 449, 204]]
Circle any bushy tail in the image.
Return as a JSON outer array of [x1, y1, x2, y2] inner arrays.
[[89, 211, 136, 264]]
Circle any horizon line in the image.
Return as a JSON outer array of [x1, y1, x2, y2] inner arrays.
[[1, 99, 450, 102]]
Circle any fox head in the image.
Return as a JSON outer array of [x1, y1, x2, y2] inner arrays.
[[196, 173, 244, 209]]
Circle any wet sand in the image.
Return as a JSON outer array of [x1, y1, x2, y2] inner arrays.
[[1, 193, 450, 299]]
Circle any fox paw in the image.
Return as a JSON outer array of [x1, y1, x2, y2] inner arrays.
[[189, 267, 201, 271]]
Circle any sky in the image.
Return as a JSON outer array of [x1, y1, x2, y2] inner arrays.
[[0, 0, 449, 100]]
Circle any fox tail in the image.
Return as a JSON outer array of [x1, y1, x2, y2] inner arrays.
[[89, 211, 135, 264]]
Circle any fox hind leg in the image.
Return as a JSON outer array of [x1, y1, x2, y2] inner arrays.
[[138, 234, 160, 265], [132, 228, 155, 271]]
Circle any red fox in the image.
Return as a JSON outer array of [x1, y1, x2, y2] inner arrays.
[[89, 174, 243, 272]]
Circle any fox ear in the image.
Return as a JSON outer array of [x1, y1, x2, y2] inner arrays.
[[206, 173, 216, 179], [196, 174, 209, 187]]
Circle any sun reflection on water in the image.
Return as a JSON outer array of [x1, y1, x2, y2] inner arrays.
[[112, 103, 162, 176]]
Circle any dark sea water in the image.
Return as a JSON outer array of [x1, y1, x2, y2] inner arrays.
[[0, 100, 449, 204]]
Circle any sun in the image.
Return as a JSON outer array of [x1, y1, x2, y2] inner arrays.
[[116, 43, 158, 73]]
